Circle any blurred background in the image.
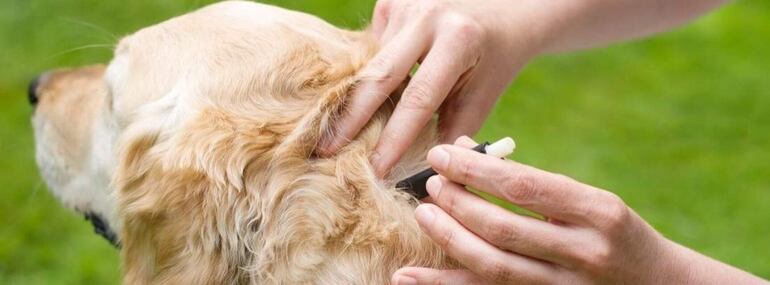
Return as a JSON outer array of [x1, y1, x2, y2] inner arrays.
[[1, 0, 768, 283]]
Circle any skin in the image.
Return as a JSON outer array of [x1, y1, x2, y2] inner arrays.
[[317, 0, 728, 175], [314, 0, 767, 283], [390, 136, 767, 284]]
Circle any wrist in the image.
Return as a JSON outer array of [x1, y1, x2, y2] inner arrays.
[[480, 0, 553, 61], [652, 238, 697, 284], [517, 0, 567, 56], [510, 0, 624, 54], [661, 239, 767, 285], [492, 0, 591, 57]]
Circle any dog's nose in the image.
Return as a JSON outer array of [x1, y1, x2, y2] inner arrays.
[[28, 75, 42, 106]]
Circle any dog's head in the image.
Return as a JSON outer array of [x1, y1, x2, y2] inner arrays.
[[31, 1, 447, 283]]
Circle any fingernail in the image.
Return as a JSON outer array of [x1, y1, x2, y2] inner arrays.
[[427, 146, 450, 171], [426, 176, 442, 198], [414, 205, 436, 226], [394, 275, 417, 285]]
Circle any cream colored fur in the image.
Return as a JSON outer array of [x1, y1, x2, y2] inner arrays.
[[31, 1, 454, 284]]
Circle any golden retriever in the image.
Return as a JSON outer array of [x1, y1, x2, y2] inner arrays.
[[30, 1, 455, 284]]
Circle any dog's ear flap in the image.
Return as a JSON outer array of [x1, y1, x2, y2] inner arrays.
[[271, 76, 357, 160], [271, 30, 383, 159]]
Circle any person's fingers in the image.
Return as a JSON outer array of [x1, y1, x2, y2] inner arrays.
[[391, 268, 484, 285], [426, 144, 608, 225], [317, 25, 429, 157], [417, 138, 471, 203], [453, 135, 477, 148], [426, 175, 586, 266], [370, 0, 391, 39], [376, 0, 412, 45], [371, 36, 479, 175], [414, 203, 561, 284]]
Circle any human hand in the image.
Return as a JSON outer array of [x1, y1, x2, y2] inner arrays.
[[317, 0, 728, 176], [392, 137, 767, 284], [317, 0, 544, 175]]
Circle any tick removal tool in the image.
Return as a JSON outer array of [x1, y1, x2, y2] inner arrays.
[[396, 137, 516, 199]]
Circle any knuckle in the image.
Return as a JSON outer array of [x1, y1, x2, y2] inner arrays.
[[456, 154, 475, 184], [480, 260, 515, 283], [554, 236, 588, 264], [501, 172, 539, 205], [414, 0, 446, 19], [446, 16, 486, 44], [577, 243, 613, 273], [363, 60, 398, 87], [441, 187, 460, 217], [438, 15, 486, 68], [483, 217, 517, 246], [374, 0, 391, 16], [436, 228, 456, 250], [401, 81, 436, 111], [549, 239, 577, 263], [596, 193, 630, 232]]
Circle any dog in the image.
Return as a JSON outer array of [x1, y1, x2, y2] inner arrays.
[[29, 1, 455, 284]]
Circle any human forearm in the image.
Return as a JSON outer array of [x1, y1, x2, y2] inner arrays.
[[516, 0, 729, 53], [666, 241, 768, 284]]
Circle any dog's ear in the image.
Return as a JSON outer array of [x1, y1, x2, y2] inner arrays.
[[112, 29, 383, 283], [112, 86, 294, 284], [269, 30, 382, 159], [112, 40, 376, 285]]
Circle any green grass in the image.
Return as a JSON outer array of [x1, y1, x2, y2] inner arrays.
[[1, 0, 768, 283]]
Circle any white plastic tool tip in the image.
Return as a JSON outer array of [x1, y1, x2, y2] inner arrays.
[[485, 137, 516, 158]]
